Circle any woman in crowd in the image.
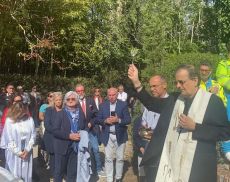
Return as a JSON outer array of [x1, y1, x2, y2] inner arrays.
[[38, 91, 53, 166], [39, 91, 54, 122], [53, 91, 87, 182], [0, 102, 36, 182], [0, 93, 23, 132], [43, 92, 63, 179], [92, 87, 104, 110]]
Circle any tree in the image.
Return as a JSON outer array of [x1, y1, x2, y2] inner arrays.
[[215, 0, 230, 44]]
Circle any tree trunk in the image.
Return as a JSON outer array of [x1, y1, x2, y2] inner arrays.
[[178, 31, 181, 54], [191, 21, 194, 43], [0, 36, 5, 73], [196, 8, 202, 41], [49, 52, 53, 78], [35, 57, 40, 77], [178, 11, 181, 54]]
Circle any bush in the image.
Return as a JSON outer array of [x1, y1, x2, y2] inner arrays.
[[141, 52, 221, 91]]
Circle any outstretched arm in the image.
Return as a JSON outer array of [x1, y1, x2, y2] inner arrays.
[[128, 64, 168, 113]]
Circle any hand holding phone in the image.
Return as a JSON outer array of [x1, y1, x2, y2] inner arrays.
[[110, 111, 116, 116]]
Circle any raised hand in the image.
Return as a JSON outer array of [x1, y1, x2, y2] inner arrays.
[[128, 64, 142, 88], [209, 86, 219, 94]]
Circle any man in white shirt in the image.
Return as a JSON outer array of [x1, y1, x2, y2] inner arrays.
[[117, 85, 127, 102], [138, 75, 168, 180], [96, 87, 131, 182], [142, 75, 169, 130]]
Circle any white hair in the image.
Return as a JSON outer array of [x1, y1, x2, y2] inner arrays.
[[63, 91, 79, 105]]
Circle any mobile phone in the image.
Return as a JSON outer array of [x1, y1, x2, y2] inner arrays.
[[110, 111, 116, 116]]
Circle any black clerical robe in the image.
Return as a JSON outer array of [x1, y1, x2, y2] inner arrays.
[[137, 89, 230, 182]]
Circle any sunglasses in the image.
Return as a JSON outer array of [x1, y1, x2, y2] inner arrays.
[[67, 98, 76, 101], [48, 95, 53, 98]]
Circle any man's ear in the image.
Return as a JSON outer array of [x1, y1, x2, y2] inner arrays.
[[194, 77, 199, 86]]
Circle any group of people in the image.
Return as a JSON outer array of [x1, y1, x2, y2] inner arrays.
[[0, 83, 132, 182], [0, 84, 39, 181], [129, 56, 230, 182], [0, 51, 229, 182]]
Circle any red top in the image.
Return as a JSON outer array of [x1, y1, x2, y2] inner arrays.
[[1, 107, 8, 128]]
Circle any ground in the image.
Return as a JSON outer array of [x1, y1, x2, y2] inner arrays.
[[35, 140, 230, 182], [1, 140, 230, 182], [34, 140, 138, 182]]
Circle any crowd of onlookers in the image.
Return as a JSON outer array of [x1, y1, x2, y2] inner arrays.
[[0, 83, 135, 182], [0, 57, 229, 182]]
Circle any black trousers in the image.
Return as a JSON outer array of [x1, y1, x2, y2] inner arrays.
[[54, 148, 78, 182], [144, 165, 158, 182]]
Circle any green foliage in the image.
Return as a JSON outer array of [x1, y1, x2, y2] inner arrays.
[[215, 0, 230, 44], [141, 52, 221, 91], [0, 0, 230, 86], [0, 1, 229, 165]]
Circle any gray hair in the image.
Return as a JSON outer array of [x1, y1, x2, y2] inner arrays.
[[63, 91, 79, 105], [53, 92, 63, 100], [175, 64, 200, 86]]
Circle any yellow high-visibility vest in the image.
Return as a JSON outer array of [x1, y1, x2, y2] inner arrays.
[[200, 79, 227, 106], [216, 59, 230, 91]]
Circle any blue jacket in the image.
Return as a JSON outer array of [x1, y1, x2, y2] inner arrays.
[[96, 99, 131, 146], [82, 97, 99, 134], [43, 107, 58, 153], [53, 106, 86, 155]]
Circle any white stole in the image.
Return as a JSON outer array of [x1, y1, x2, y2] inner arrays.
[[155, 89, 211, 182]]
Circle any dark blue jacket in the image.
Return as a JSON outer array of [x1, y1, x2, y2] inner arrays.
[[53, 106, 86, 155], [43, 107, 58, 153], [96, 99, 131, 146], [82, 97, 99, 134]]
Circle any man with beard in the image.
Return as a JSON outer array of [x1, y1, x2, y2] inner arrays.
[[199, 61, 227, 106]]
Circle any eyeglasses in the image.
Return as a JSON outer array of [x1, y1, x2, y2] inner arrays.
[[174, 79, 189, 86], [14, 100, 22, 103], [67, 98, 76, 102], [76, 89, 84, 92], [150, 84, 162, 88], [200, 68, 210, 72], [48, 95, 53, 98]]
